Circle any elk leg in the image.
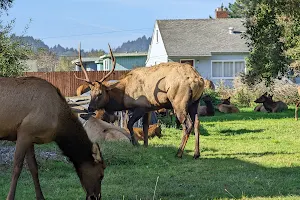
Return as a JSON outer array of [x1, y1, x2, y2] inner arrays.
[[127, 108, 146, 145], [188, 100, 201, 159], [26, 145, 45, 200], [142, 112, 151, 147], [7, 139, 31, 200], [176, 112, 193, 158]]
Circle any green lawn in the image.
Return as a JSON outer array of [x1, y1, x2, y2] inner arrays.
[[1, 108, 300, 200]]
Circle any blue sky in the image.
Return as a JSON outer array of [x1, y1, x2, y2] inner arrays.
[[2, 0, 235, 51]]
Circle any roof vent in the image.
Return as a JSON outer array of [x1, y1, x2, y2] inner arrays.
[[228, 27, 234, 34]]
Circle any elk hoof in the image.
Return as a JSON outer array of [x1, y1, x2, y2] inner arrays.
[[193, 154, 200, 159], [176, 149, 183, 158]]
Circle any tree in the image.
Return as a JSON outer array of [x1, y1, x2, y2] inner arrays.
[[56, 56, 76, 71], [226, 0, 251, 18], [0, 0, 31, 77], [0, 0, 13, 13], [31, 48, 58, 72], [238, 0, 300, 85]]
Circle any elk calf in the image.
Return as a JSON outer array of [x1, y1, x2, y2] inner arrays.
[[254, 92, 288, 113], [0, 77, 105, 200]]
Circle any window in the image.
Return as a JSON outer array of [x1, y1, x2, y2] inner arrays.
[[103, 59, 111, 71], [156, 30, 159, 43], [211, 60, 245, 79], [180, 59, 195, 67]]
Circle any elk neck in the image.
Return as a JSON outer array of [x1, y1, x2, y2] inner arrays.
[[102, 82, 126, 112], [262, 98, 276, 112], [55, 109, 94, 170], [204, 100, 215, 115]]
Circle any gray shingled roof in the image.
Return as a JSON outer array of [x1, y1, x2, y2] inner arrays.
[[157, 18, 249, 56]]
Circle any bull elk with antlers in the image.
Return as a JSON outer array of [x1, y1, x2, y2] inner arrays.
[[75, 43, 205, 159], [0, 77, 105, 200]]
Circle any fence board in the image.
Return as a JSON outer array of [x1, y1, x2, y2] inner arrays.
[[23, 71, 129, 96]]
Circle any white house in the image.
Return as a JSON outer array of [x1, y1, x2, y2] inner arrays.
[[146, 8, 249, 86]]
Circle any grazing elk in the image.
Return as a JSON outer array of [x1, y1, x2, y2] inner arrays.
[[198, 95, 215, 116], [0, 77, 105, 200], [254, 92, 288, 113], [75, 44, 204, 158]]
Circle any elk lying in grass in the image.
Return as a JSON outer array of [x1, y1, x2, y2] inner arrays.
[[254, 92, 288, 113], [198, 95, 215, 116], [81, 115, 130, 143], [125, 120, 162, 141], [94, 109, 118, 123], [254, 94, 273, 113], [0, 77, 105, 200], [76, 82, 90, 96], [75, 44, 204, 158], [217, 97, 240, 113]]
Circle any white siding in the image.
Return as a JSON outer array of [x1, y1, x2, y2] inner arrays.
[[146, 21, 168, 66]]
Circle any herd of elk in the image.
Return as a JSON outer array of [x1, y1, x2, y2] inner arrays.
[[254, 92, 288, 113], [0, 77, 105, 200], [75, 43, 204, 159]]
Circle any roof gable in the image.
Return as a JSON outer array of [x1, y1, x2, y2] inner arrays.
[[157, 18, 249, 56]]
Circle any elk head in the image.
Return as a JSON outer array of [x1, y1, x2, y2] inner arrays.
[[254, 92, 273, 103], [75, 43, 116, 112], [77, 143, 106, 200], [220, 97, 231, 105]]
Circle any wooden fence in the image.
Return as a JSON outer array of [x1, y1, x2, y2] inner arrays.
[[23, 71, 129, 97]]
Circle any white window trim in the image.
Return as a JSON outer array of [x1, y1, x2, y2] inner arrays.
[[211, 60, 246, 79], [180, 59, 196, 67], [103, 59, 111, 71]]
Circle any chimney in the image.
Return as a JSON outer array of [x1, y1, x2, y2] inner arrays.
[[215, 7, 228, 19]]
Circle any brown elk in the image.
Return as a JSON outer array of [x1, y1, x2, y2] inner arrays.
[[125, 120, 162, 141], [217, 97, 240, 113], [76, 44, 204, 159], [76, 82, 90, 96], [198, 95, 215, 116], [254, 94, 273, 113], [82, 116, 131, 143], [0, 77, 105, 200], [254, 92, 288, 113], [204, 79, 215, 90]]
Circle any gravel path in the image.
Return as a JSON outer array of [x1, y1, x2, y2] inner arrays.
[[0, 144, 65, 165]]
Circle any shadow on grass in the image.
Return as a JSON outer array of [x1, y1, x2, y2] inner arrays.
[[219, 128, 264, 135]]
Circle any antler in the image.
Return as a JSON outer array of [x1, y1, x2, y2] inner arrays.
[[99, 43, 116, 83], [74, 42, 92, 84]]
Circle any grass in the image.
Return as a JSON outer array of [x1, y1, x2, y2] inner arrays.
[[1, 107, 300, 199]]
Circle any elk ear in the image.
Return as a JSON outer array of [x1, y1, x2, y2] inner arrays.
[[263, 92, 268, 96], [92, 143, 102, 163], [227, 97, 231, 100]]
